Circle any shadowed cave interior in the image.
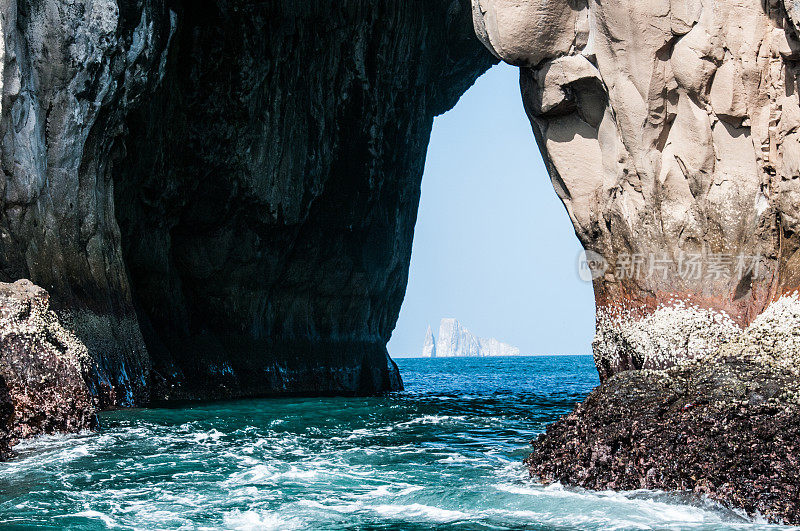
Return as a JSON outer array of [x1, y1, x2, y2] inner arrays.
[[107, 0, 497, 400]]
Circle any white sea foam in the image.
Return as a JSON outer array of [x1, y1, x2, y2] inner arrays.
[[0, 356, 794, 531], [192, 429, 224, 443], [61, 510, 118, 527], [491, 483, 792, 529], [397, 414, 467, 426], [353, 483, 424, 499], [222, 510, 303, 530], [437, 454, 479, 464], [371, 503, 469, 522], [224, 464, 319, 487]]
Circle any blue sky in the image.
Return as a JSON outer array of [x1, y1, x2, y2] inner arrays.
[[387, 63, 596, 357]]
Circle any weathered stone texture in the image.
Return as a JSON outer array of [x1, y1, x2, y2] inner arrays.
[[527, 294, 800, 524], [474, 0, 800, 377], [475, 2, 800, 519], [527, 357, 800, 524], [0, 0, 175, 404], [114, 0, 494, 399]]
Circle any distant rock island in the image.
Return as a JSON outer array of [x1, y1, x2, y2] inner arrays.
[[422, 319, 521, 358]]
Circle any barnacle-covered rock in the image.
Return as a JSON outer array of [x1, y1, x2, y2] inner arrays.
[[527, 294, 800, 524], [0, 280, 96, 460]]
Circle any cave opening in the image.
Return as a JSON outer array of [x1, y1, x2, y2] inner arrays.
[[388, 63, 595, 359], [104, 2, 593, 399]]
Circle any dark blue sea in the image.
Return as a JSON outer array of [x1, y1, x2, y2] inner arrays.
[[0, 356, 790, 530]]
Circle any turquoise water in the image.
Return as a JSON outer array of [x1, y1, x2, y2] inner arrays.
[[0, 356, 793, 530]]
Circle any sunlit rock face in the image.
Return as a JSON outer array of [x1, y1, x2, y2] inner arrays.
[[0, 0, 495, 402], [422, 326, 437, 358], [473, 0, 800, 378]]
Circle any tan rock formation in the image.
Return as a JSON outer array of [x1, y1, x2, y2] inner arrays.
[[473, 0, 800, 377]]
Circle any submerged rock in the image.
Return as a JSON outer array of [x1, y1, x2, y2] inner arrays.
[[0, 280, 96, 460]]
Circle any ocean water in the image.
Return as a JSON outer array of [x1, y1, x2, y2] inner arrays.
[[0, 356, 793, 530]]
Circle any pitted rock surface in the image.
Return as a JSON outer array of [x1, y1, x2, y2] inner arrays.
[[527, 293, 800, 525], [527, 357, 800, 524]]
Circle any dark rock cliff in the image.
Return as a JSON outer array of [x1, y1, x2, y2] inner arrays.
[[0, 0, 175, 406], [0, 0, 495, 403], [115, 0, 495, 400]]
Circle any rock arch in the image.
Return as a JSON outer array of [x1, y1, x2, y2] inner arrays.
[[0, 0, 495, 403]]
